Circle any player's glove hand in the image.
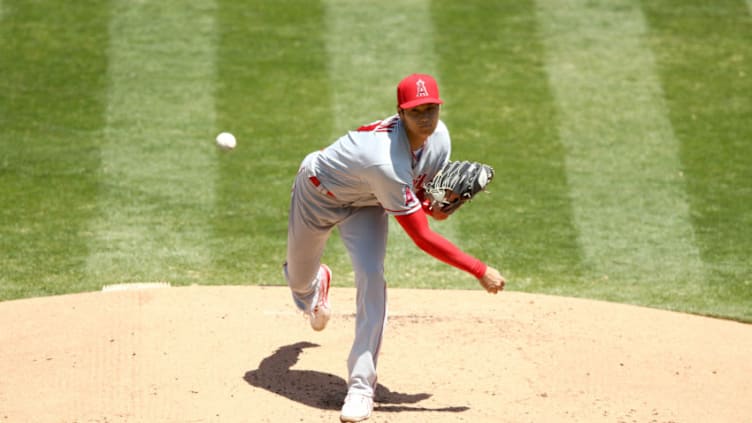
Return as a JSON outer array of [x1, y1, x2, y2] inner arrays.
[[424, 160, 494, 216]]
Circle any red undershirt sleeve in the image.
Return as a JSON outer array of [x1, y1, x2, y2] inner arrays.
[[394, 209, 487, 279]]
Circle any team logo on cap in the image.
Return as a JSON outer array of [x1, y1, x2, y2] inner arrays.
[[416, 79, 429, 97]]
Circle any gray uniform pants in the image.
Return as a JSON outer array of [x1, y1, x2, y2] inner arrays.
[[285, 158, 388, 397]]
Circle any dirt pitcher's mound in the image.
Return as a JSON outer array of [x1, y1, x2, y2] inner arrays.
[[1, 285, 750, 423]]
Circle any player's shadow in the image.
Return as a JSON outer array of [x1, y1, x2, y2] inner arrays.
[[244, 342, 469, 413]]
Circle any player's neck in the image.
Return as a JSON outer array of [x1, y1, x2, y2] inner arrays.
[[406, 132, 428, 151]]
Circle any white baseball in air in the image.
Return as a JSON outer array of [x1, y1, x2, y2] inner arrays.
[[215, 132, 237, 150]]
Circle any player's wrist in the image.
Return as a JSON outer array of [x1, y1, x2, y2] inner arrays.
[[420, 199, 432, 214], [473, 261, 488, 279], [422, 199, 452, 220]]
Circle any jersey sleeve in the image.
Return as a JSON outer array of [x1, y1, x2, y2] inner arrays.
[[394, 209, 487, 279]]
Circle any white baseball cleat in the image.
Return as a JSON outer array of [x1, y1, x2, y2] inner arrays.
[[340, 393, 373, 422], [309, 264, 332, 331]]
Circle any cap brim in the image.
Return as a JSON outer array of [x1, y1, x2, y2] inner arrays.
[[399, 97, 443, 109]]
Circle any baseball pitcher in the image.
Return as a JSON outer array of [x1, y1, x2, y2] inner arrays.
[[283, 73, 506, 422]]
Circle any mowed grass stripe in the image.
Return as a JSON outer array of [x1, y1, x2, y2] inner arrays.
[[324, 0, 458, 287], [324, 0, 438, 129], [642, 0, 752, 320], [0, 1, 109, 299], [431, 1, 585, 293], [211, 1, 332, 284], [536, 1, 704, 300], [86, 1, 218, 285]]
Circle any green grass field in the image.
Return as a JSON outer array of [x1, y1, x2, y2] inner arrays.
[[1, 0, 750, 322]]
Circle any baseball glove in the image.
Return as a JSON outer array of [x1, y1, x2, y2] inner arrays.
[[424, 160, 495, 215]]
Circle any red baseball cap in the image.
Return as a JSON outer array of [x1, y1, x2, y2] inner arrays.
[[397, 73, 443, 109]]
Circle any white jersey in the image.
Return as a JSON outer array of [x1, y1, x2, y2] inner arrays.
[[305, 114, 451, 215]]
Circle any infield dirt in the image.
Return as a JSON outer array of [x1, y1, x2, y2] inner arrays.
[[1, 285, 750, 422]]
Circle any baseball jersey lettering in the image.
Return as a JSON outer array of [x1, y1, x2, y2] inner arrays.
[[357, 117, 399, 133]]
